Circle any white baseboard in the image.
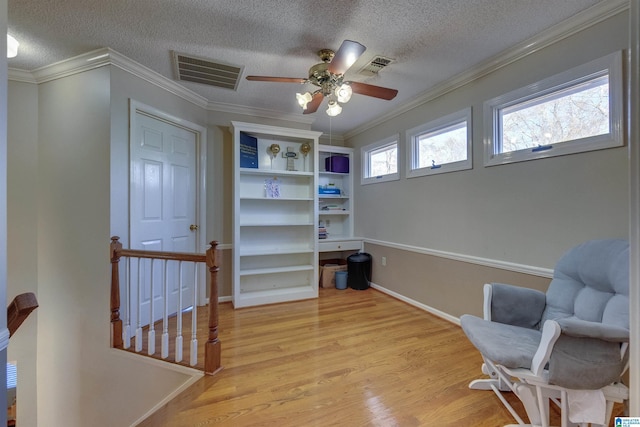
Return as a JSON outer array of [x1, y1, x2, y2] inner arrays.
[[203, 295, 233, 305], [370, 282, 461, 326]]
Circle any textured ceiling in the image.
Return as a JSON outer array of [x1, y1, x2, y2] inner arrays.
[[8, 0, 604, 135]]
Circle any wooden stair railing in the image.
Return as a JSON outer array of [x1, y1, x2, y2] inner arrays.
[[8, 292, 38, 338], [109, 236, 221, 375]]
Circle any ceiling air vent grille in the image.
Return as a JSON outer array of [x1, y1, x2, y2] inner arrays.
[[359, 56, 394, 77], [172, 51, 243, 90]]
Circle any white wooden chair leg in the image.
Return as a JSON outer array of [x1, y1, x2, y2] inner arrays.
[[535, 386, 549, 427], [514, 383, 541, 426], [493, 382, 526, 425]]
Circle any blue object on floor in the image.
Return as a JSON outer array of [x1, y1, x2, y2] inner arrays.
[[335, 271, 348, 289]]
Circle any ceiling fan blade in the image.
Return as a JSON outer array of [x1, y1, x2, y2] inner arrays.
[[246, 76, 307, 84], [328, 40, 366, 75], [303, 92, 324, 114], [348, 81, 398, 100]]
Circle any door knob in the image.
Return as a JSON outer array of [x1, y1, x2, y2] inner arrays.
[[190, 224, 199, 231]]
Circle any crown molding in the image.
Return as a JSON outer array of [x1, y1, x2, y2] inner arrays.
[[7, 48, 317, 127], [107, 48, 209, 108], [206, 99, 316, 125], [344, 0, 629, 140], [13, 47, 113, 84], [7, 68, 36, 83]]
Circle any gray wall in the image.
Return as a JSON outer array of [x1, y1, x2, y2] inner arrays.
[[347, 11, 629, 312], [7, 81, 39, 427]]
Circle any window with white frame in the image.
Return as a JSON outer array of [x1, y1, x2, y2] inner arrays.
[[484, 51, 623, 166], [406, 108, 472, 178], [361, 134, 399, 185]]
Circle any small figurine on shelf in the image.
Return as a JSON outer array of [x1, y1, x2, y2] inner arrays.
[[268, 143, 281, 169], [300, 142, 311, 171], [264, 177, 280, 198], [282, 146, 299, 171]]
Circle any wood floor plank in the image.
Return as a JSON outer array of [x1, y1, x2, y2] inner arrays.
[[136, 287, 624, 426]]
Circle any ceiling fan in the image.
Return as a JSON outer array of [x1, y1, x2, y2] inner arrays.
[[246, 40, 398, 116]]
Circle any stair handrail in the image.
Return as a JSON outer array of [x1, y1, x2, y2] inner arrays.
[[7, 292, 39, 338], [109, 236, 221, 375]]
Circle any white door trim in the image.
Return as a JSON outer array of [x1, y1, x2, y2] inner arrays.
[[128, 99, 208, 303]]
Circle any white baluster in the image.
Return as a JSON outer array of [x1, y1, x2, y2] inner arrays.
[[135, 257, 143, 353], [122, 257, 131, 349], [161, 260, 169, 359], [190, 263, 199, 367], [175, 261, 184, 363], [148, 258, 156, 356]]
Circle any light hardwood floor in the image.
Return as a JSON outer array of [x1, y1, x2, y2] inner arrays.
[[137, 287, 622, 426]]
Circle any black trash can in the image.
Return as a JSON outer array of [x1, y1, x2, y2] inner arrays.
[[347, 252, 372, 290]]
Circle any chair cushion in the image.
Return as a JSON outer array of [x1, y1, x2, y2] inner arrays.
[[549, 334, 627, 389], [460, 314, 541, 369], [541, 239, 629, 330]]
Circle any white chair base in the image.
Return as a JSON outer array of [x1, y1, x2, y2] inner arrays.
[[469, 358, 629, 427]]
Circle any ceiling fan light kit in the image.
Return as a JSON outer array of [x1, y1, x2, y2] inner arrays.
[[335, 84, 352, 103], [296, 91, 313, 109], [246, 40, 398, 117], [326, 100, 342, 117]]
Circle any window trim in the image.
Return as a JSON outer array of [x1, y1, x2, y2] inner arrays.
[[483, 51, 624, 167], [361, 134, 400, 185], [406, 107, 472, 178]]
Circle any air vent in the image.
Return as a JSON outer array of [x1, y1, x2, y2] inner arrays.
[[172, 51, 243, 90], [359, 56, 394, 77]]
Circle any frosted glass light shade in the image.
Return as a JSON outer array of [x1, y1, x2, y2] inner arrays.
[[335, 84, 352, 103], [296, 92, 313, 109], [7, 34, 18, 58], [326, 101, 342, 117]]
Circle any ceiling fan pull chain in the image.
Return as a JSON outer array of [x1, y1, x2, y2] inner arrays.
[[329, 115, 332, 146]]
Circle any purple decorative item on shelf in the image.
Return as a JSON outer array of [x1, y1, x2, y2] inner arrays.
[[325, 156, 349, 173]]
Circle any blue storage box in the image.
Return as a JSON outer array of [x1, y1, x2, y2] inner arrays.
[[325, 156, 349, 173], [319, 186, 341, 195]]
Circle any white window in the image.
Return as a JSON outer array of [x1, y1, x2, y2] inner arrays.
[[406, 108, 472, 178], [361, 134, 399, 185], [484, 51, 623, 166]]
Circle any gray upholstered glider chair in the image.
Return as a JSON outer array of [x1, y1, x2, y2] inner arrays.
[[460, 239, 629, 427]]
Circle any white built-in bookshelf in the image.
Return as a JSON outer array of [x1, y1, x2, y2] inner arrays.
[[317, 144, 361, 253], [231, 121, 321, 308]]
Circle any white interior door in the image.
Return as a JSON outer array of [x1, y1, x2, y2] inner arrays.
[[130, 110, 199, 326]]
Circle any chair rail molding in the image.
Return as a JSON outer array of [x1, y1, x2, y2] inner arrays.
[[364, 238, 554, 278]]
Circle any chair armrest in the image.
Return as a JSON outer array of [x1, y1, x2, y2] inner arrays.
[[484, 283, 546, 328], [525, 319, 628, 385], [530, 320, 562, 376], [547, 319, 629, 389], [555, 317, 629, 342]]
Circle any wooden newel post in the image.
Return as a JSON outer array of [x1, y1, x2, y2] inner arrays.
[[204, 240, 222, 375], [110, 236, 124, 349]]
